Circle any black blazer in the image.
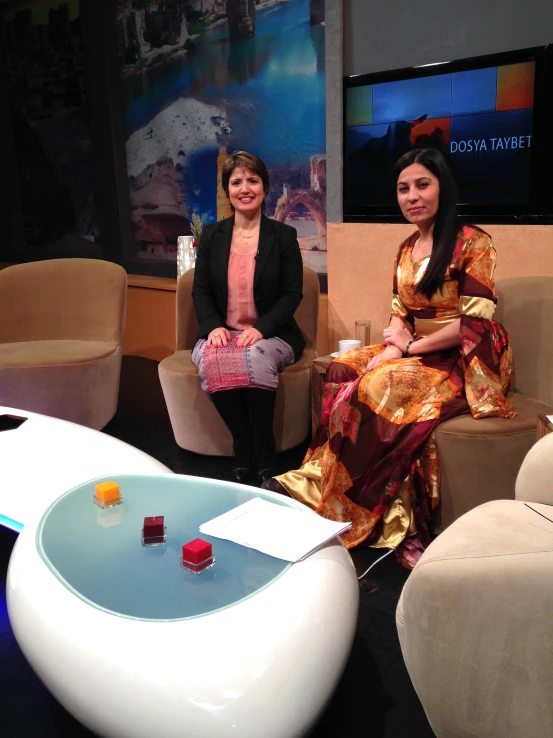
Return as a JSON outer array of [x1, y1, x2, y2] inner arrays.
[[192, 215, 305, 361]]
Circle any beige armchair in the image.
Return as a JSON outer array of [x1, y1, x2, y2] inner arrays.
[[0, 258, 127, 429], [397, 432, 553, 738], [159, 266, 320, 454], [434, 276, 553, 529]]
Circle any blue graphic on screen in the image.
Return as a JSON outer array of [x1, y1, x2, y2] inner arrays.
[[373, 76, 452, 124], [451, 68, 497, 116], [452, 110, 532, 203], [345, 61, 535, 209]]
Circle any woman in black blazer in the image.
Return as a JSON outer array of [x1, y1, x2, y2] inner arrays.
[[192, 151, 305, 485]]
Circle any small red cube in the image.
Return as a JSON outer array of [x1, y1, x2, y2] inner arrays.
[[181, 538, 214, 573], [143, 516, 165, 544]]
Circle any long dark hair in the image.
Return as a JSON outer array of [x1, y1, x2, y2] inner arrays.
[[395, 148, 459, 298]]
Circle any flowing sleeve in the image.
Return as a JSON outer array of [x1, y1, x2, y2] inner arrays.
[[456, 231, 498, 319], [456, 230, 515, 419], [391, 240, 411, 321]]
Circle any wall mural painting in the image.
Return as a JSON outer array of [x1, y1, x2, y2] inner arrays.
[[116, 0, 327, 290]]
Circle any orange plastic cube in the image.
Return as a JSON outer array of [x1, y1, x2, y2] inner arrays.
[[94, 481, 121, 507]]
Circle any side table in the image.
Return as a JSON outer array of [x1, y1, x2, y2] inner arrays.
[[537, 414, 553, 440], [311, 354, 333, 435]]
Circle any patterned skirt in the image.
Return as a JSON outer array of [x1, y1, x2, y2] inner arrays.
[[275, 316, 515, 568], [192, 331, 294, 394]]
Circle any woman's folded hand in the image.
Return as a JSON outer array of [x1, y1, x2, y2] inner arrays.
[[383, 326, 414, 353], [207, 328, 231, 347], [366, 345, 402, 372], [237, 327, 263, 348]]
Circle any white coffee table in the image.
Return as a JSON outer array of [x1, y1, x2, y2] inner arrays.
[[7, 473, 359, 738], [0, 406, 171, 531]]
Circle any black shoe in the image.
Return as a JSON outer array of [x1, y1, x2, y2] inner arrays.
[[233, 466, 255, 484], [231, 439, 254, 484], [260, 477, 290, 496], [254, 443, 277, 487], [256, 468, 275, 486]]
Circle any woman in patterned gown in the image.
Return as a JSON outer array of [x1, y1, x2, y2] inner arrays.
[[262, 148, 514, 567]]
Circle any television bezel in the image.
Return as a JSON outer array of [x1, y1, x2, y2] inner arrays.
[[342, 45, 553, 224]]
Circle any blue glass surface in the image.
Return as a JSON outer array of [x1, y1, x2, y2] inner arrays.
[[36, 475, 293, 621]]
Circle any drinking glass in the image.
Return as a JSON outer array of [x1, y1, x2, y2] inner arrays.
[[355, 320, 371, 347]]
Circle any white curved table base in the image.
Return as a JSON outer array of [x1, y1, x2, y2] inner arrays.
[[0, 406, 171, 530], [8, 485, 359, 738]]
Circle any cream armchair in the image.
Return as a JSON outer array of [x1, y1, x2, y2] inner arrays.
[[159, 266, 320, 454], [434, 276, 553, 529], [397, 431, 553, 738], [0, 258, 127, 429]]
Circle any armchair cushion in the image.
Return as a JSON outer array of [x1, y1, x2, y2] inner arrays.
[[436, 393, 552, 436], [0, 340, 119, 368], [397, 495, 553, 738]]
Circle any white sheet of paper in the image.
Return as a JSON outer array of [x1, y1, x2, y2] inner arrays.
[[199, 497, 351, 562], [547, 415, 553, 424]]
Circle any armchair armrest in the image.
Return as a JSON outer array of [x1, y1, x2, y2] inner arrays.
[[515, 432, 553, 506]]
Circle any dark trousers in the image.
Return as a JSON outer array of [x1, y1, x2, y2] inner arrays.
[[210, 388, 277, 470]]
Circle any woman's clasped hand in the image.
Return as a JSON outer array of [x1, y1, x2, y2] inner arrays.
[[366, 325, 415, 371], [382, 325, 415, 353], [365, 345, 402, 372], [236, 327, 263, 348], [207, 328, 231, 347], [207, 327, 264, 348]]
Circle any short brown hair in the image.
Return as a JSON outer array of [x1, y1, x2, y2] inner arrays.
[[221, 151, 270, 204]]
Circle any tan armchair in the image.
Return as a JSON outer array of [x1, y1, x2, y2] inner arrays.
[[434, 276, 553, 529], [0, 258, 127, 429], [397, 432, 553, 738], [159, 266, 320, 454]]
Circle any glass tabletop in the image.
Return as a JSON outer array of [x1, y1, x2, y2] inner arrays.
[[36, 474, 294, 622]]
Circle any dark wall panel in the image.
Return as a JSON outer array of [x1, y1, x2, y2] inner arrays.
[[344, 0, 553, 77]]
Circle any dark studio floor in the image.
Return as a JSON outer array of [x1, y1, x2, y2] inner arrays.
[[0, 356, 435, 738]]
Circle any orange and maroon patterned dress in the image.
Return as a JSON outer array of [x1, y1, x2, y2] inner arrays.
[[275, 225, 515, 567]]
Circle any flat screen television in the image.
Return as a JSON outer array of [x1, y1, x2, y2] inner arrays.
[[343, 45, 553, 223]]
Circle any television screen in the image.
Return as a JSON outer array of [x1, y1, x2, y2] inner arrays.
[[343, 46, 553, 222]]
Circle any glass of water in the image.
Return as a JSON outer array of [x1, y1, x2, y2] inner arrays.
[[355, 320, 371, 347]]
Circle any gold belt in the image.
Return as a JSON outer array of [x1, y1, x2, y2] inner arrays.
[[414, 315, 459, 337]]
